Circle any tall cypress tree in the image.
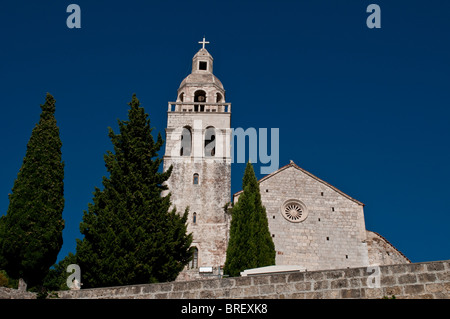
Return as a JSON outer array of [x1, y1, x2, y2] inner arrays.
[[224, 162, 275, 277], [76, 94, 193, 288], [0, 93, 65, 288]]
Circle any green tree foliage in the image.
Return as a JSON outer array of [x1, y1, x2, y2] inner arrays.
[[224, 162, 275, 277], [76, 94, 193, 288], [43, 252, 77, 292], [0, 93, 65, 288]]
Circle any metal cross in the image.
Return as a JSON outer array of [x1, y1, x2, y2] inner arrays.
[[198, 36, 210, 49]]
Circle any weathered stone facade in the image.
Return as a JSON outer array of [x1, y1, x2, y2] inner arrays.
[[163, 44, 232, 280], [164, 40, 409, 281], [366, 230, 410, 265], [234, 161, 370, 271]]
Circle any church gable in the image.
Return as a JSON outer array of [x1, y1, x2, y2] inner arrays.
[[234, 161, 363, 207], [234, 161, 369, 271]]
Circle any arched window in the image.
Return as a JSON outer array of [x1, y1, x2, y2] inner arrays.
[[193, 212, 197, 224], [193, 173, 199, 185], [204, 127, 216, 157], [180, 126, 192, 156], [190, 247, 198, 269], [216, 92, 223, 103], [194, 90, 206, 112], [179, 92, 184, 102]]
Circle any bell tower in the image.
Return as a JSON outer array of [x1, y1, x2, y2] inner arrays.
[[163, 38, 232, 280]]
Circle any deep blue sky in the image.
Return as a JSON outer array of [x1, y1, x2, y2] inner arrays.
[[0, 1, 449, 265]]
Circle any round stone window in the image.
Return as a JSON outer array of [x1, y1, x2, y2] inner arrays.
[[281, 200, 308, 223]]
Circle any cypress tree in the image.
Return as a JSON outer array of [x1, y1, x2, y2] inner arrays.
[[76, 94, 193, 288], [0, 93, 65, 288], [224, 162, 275, 277]]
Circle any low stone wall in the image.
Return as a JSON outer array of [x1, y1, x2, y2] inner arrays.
[[56, 260, 450, 299], [0, 287, 36, 299]]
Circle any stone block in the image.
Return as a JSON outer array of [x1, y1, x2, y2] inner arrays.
[[252, 275, 270, 285], [380, 275, 396, 287], [235, 276, 252, 286], [185, 280, 202, 290], [383, 286, 402, 296], [202, 279, 219, 289], [313, 280, 329, 290], [331, 279, 348, 289], [417, 273, 437, 283], [398, 274, 417, 285], [426, 262, 445, 272], [259, 285, 275, 295], [424, 283, 445, 294], [295, 282, 312, 291], [403, 284, 425, 295], [287, 272, 305, 283], [326, 270, 345, 279], [270, 274, 288, 284], [364, 287, 384, 299], [304, 271, 324, 281], [341, 288, 362, 299]]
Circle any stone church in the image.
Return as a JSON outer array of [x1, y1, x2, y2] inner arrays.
[[162, 39, 409, 281]]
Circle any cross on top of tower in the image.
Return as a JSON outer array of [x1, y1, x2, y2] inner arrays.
[[198, 36, 210, 49]]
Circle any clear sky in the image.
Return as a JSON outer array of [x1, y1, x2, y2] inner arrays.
[[0, 0, 449, 265]]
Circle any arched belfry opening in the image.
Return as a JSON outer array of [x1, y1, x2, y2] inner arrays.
[[180, 126, 192, 156], [194, 90, 206, 112], [204, 126, 216, 157]]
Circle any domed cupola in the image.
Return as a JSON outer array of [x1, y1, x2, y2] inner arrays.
[[176, 37, 226, 106]]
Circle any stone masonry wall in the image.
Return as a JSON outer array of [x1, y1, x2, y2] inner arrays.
[[53, 260, 450, 299]]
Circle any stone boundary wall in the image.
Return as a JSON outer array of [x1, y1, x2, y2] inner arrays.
[[0, 287, 36, 299], [54, 260, 449, 299], [1, 260, 448, 299]]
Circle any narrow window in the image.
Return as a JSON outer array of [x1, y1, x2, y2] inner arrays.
[[204, 127, 216, 157], [346, 255, 348, 259], [327, 237, 330, 241], [193, 173, 199, 185], [321, 192, 324, 196], [331, 207, 335, 212], [190, 247, 198, 269], [180, 127, 192, 156], [193, 212, 197, 224]]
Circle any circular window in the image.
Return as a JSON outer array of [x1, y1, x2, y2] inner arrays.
[[281, 200, 308, 223]]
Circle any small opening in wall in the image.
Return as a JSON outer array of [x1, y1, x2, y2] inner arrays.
[[193, 212, 197, 224], [266, 189, 269, 192], [273, 216, 275, 219], [321, 192, 324, 196], [331, 207, 335, 211], [193, 173, 199, 185], [318, 218, 321, 221], [272, 234, 275, 238], [346, 255, 348, 259], [326, 237, 329, 241], [199, 61, 207, 70]]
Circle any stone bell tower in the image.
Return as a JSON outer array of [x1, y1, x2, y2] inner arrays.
[[163, 38, 232, 281]]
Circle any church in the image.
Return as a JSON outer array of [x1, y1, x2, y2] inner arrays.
[[162, 38, 410, 281]]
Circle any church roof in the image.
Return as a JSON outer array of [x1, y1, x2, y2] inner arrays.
[[233, 160, 364, 206], [178, 73, 224, 90]]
